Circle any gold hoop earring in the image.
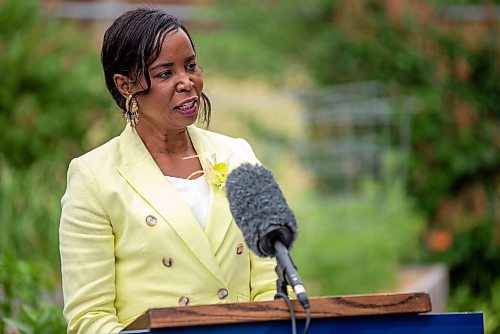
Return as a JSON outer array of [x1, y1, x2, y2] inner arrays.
[[125, 94, 139, 128]]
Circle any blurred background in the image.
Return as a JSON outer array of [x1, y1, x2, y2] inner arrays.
[[0, 0, 498, 332]]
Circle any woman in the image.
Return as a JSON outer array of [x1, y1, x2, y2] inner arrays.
[[59, 8, 277, 334]]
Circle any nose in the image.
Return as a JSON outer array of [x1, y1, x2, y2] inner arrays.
[[176, 73, 194, 93]]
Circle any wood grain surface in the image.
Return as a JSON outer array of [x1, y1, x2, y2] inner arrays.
[[125, 292, 432, 330]]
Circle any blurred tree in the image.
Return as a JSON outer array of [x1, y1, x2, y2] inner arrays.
[[0, 253, 66, 333], [0, 0, 113, 168], [203, 0, 499, 235], [201, 0, 499, 330], [0, 1, 119, 330]]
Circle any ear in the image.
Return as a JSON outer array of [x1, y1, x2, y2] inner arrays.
[[113, 74, 134, 98]]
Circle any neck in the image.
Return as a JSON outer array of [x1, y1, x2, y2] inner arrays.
[[136, 124, 193, 156]]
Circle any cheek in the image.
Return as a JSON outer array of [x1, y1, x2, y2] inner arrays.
[[193, 74, 204, 93]]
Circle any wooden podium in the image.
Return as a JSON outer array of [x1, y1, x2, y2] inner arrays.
[[121, 292, 484, 333]]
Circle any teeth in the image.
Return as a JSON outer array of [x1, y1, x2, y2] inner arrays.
[[178, 100, 195, 110]]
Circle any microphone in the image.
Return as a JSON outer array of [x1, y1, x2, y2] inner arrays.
[[225, 163, 309, 308]]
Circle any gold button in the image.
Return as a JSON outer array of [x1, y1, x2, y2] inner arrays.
[[162, 257, 173, 267], [145, 215, 157, 226], [236, 243, 244, 255], [217, 288, 229, 300], [178, 296, 189, 306]]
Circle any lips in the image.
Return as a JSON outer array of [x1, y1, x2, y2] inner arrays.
[[174, 97, 198, 116]]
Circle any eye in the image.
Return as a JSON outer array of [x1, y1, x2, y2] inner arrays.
[[186, 62, 197, 72], [156, 70, 172, 79]]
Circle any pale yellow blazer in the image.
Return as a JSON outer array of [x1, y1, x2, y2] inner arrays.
[[59, 125, 278, 334]]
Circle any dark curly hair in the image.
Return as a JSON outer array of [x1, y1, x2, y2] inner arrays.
[[101, 8, 211, 126]]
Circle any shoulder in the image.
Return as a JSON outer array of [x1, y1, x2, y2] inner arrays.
[[80, 136, 120, 162], [66, 131, 123, 179], [73, 136, 120, 167]]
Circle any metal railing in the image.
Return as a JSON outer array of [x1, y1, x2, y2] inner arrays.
[[297, 81, 416, 194]]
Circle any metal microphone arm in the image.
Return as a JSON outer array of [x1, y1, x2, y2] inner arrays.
[[275, 262, 289, 298], [273, 240, 310, 309]]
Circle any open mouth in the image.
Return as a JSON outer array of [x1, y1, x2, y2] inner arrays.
[[174, 98, 198, 116]]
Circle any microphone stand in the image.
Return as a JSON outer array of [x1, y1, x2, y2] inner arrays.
[[272, 240, 310, 309], [273, 240, 311, 334], [275, 260, 289, 298]]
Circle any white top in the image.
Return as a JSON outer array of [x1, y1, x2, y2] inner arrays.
[[165, 175, 211, 230]]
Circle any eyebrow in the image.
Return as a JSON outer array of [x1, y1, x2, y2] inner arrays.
[[150, 54, 197, 71]]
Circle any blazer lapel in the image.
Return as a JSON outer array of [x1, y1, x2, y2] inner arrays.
[[116, 125, 226, 284], [205, 186, 234, 254], [187, 126, 234, 255]]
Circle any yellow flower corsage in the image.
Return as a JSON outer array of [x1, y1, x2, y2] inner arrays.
[[183, 153, 230, 190]]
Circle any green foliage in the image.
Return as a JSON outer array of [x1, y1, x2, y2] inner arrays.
[[0, 0, 118, 331], [0, 0, 494, 330], [0, 158, 65, 265], [202, 0, 499, 324], [0, 253, 66, 334], [449, 278, 500, 334], [201, 0, 499, 217], [0, 0, 119, 264], [313, 23, 434, 87], [3, 305, 66, 334], [424, 215, 500, 333], [194, 0, 321, 82], [0, 0, 113, 168], [291, 178, 424, 295], [409, 31, 499, 214], [448, 218, 500, 291]]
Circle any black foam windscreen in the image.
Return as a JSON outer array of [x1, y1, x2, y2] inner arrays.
[[225, 163, 298, 257]]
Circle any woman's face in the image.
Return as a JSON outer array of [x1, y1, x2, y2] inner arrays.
[[134, 29, 203, 132]]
